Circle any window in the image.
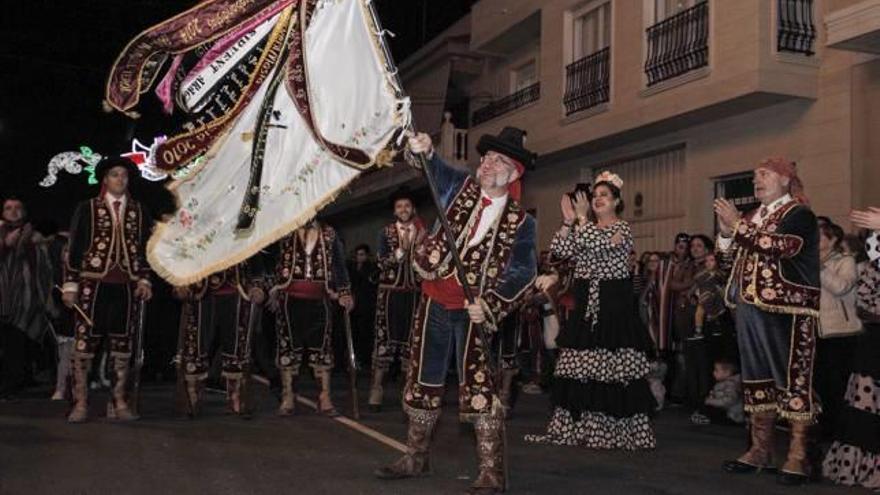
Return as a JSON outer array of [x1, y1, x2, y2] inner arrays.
[[511, 60, 537, 93], [573, 2, 611, 61], [654, 0, 700, 23], [714, 172, 759, 235]]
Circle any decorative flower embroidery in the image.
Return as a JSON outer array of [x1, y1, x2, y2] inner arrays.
[[470, 394, 488, 411]]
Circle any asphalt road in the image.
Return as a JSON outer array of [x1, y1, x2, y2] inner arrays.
[[0, 375, 864, 495]]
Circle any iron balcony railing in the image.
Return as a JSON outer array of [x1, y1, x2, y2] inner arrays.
[[564, 47, 611, 116], [644, 1, 709, 87], [471, 82, 541, 126], [777, 0, 816, 55]]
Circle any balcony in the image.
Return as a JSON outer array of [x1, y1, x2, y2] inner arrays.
[[564, 47, 611, 116], [471, 82, 541, 126], [777, 0, 817, 55], [826, 0, 880, 54], [644, 1, 709, 87]]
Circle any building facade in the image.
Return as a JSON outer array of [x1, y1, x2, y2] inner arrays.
[[329, 0, 880, 255]]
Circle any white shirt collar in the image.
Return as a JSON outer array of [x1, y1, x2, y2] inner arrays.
[[104, 192, 127, 207], [764, 193, 792, 215]]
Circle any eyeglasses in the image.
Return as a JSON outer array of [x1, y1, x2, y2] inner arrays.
[[481, 152, 515, 169]]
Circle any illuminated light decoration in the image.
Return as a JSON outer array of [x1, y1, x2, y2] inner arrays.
[[122, 136, 170, 182], [41, 137, 180, 187], [40, 146, 104, 187]]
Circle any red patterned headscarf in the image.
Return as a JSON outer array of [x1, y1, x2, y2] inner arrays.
[[756, 157, 808, 205]]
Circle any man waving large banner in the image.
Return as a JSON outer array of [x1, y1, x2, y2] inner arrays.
[[105, 0, 410, 285]]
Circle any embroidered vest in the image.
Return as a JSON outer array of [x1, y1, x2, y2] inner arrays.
[[79, 197, 146, 281], [414, 178, 526, 295], [274, 226, 336, 290], [377, 222, 422, 290]]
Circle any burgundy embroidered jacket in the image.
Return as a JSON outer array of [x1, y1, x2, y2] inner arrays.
[[66, 197, 152, 285], [270, 223, 351, 296], [413, 156, 537, 330], [185, 256, 267, 300], [722, 200, 820, 316], [375, 222, 424, 291]]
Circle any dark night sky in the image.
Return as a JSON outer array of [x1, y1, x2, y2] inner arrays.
[[0, 0, 474, 231]]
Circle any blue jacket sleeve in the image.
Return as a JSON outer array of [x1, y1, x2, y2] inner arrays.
[[481, 215, 538, 331], [425, 155, 469, 208]]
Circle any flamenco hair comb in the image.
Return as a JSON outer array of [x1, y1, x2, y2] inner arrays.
[[594, 170, 624, 190]]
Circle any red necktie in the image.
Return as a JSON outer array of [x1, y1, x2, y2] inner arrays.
[[113, 200, 122, 221], [468, 197, 493, 242]]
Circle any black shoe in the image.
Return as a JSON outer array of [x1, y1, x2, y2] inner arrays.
[[777, 471, 809, 486], [722, 460, 777, 474], [368, 404, 382, 413]]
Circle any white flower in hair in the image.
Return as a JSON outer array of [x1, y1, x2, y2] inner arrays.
[[594, 170, 623, 190]]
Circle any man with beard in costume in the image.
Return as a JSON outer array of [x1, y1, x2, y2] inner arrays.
[[375, 128, 537, 495], [367, 187, 425, 413]]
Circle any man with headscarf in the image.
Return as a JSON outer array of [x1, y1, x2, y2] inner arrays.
[[715, 157, 820, 485], [375, 128, 537, 495]]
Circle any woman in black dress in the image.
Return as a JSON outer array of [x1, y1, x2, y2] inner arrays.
[[527, 172, 656, 449]]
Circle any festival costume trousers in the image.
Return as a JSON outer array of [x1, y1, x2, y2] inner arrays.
[[180, 293, 256, 381], [372, 288, 418, 372], [275, 294, 334, 373]]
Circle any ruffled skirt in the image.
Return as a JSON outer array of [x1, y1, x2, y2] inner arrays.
[[527, 278, 657, 449]]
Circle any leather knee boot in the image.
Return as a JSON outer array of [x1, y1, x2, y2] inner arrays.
[[67, 357, 92, 423], [375, 408, 439, 480]]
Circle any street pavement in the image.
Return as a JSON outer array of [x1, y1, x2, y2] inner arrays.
[[0, 375, 865, 495]]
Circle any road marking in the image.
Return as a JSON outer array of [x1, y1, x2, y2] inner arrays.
[[295, 396, 407, 453]]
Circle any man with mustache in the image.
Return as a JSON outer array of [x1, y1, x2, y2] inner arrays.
[[376, 128, 537, 495]]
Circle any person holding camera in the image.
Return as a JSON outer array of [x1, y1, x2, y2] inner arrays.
[[526, 172, 656, 450]]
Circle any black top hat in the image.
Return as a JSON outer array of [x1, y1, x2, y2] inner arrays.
[[93, 155, 178, 220], [476, 127, 537, 170], [389, 186, 416, 207], [95, 156, 140, 182]]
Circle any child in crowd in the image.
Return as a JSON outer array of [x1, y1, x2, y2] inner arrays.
[[691, 358, 744, 425]]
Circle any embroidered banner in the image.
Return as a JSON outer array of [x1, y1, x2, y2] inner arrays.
[[178, 11, 280, 113], [153, 8, 293, 171], [106, 0, 280, 112]]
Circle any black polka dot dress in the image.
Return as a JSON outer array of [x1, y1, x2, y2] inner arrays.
[[822, 240, 880, 490], [526, 221, 657, 450]]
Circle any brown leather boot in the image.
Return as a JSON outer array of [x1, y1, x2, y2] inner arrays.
[[227, 377, 244, 415], [467, 414, 507, 494], [277, 369, 296, 416], [499, 369, 517, 413], [316, 368, 339, 417], [184, 376, 201, 417], [375, 408, 439, 479], [778, 420, 811, 485], [368, 368, 385, 413], [108, 358, 138, 421], [67, 358, 92, 423], [723, 411, 777, 473]]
